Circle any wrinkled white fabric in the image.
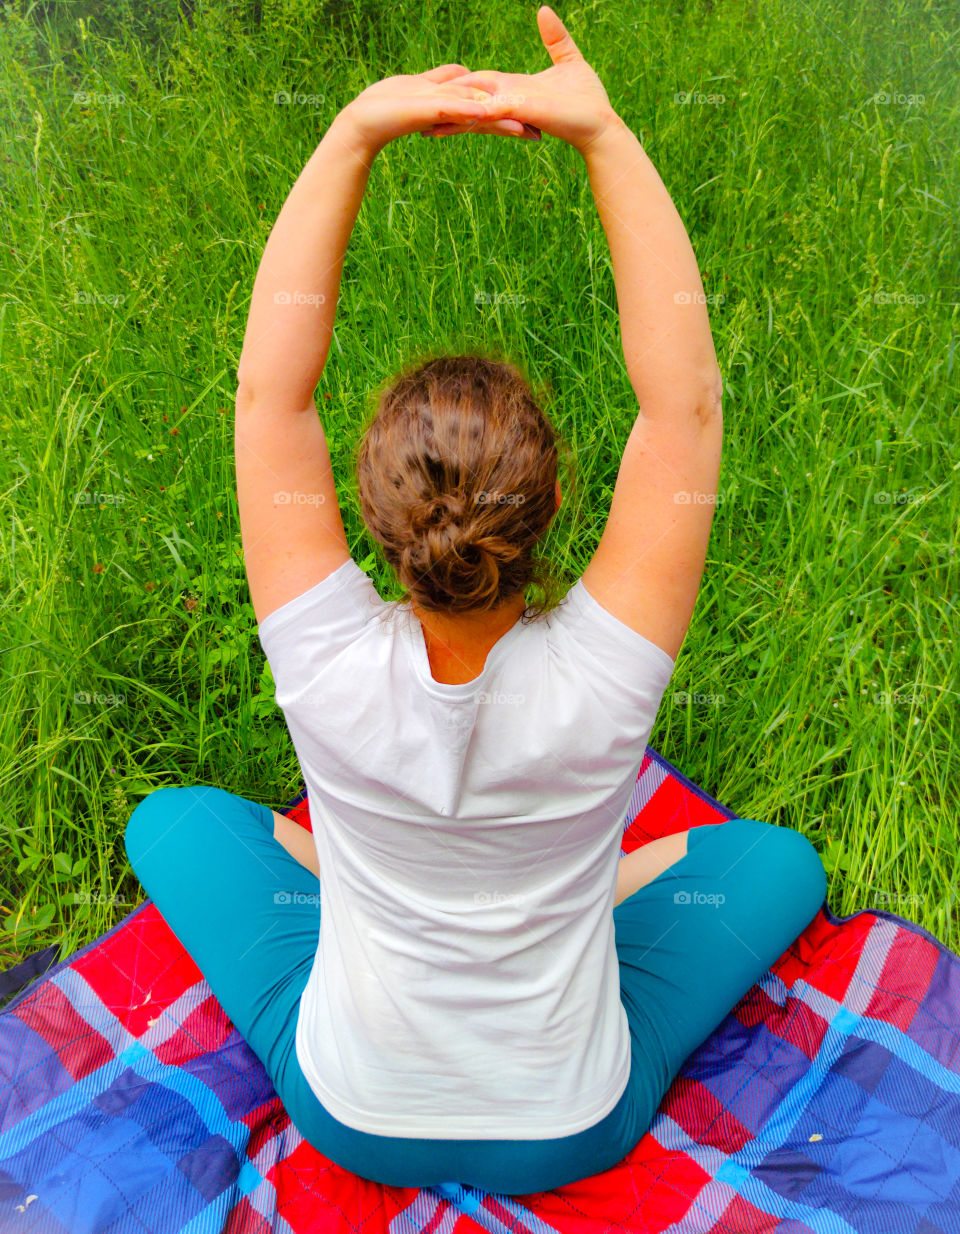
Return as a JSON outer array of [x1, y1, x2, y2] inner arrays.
[[257, 558, 675, 1138]]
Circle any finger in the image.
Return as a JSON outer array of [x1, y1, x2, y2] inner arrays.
[[489, 118, 527, 136], [422, 63, 471, 83], [428, 117, 529, 137], [453, 85, 551, 135], [536, 5, 585, 64], [421, 89, 519, 127], [423, 122, 475, 136], [435, 85, 494, 102], [447, 70, 508, 95], [424, 95, 492, 124], [425, 121, 540, 139], [470, 93, 530, 124]]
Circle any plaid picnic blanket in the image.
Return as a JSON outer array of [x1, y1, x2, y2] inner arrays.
[[2, 747, 959, 1233]]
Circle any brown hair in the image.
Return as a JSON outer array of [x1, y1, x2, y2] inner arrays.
[[355, 352, 571, 620]]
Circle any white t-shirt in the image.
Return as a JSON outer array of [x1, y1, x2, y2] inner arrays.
[[257, 557, 675, 1140]]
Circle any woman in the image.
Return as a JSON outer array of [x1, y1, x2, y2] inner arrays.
[[124, 6, 826, 1194]]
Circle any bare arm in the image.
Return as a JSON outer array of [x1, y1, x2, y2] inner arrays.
[[455, 9, 723, 660], [235, 117, 374, 410], [581, 117, 722, 419], [453, 7, 721, 421], [577, 107, 723, 658], [232, 113, 368, 624], [236, 71, 527, 405], [234, 69, 523, 624]]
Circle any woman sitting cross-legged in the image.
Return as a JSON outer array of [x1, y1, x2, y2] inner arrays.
[[124, 6, 826, 1195]]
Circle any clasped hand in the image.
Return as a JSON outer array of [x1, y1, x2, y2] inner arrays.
[[338, 5, 618, 159]]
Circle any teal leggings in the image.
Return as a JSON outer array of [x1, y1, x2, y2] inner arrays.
[[123, 786, 826, 1194]]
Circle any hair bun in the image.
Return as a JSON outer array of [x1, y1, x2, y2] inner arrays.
[[356, 353, 562, 616], [409, 492, 465, 538]]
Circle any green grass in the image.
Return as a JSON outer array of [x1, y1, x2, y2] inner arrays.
[[0, 0, 957, 979]]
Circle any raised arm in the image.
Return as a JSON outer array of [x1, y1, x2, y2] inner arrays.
[[581, 119, 722, 419], [233, 116, 368, 627], [577, 107, 723, 661], [234, 70, 528, 625], [455, 7, 723, 660]]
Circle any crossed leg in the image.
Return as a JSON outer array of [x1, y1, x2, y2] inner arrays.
[[614, 829, 689, 906], [612, 814, 828, 1138], [271, 809, 319, 875]]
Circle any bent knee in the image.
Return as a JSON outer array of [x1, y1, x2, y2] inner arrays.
[[125, 789, 185, 868], [125, 785, 270, 874], [733, 817, 827, 917], [124, 785, 210, 872]]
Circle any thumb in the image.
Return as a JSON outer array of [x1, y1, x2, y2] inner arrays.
[[536, 5, 584, 64]]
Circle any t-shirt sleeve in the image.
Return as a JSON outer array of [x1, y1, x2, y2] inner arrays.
[[256, 557, 386, 705], [553, 578, 677, 710]]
